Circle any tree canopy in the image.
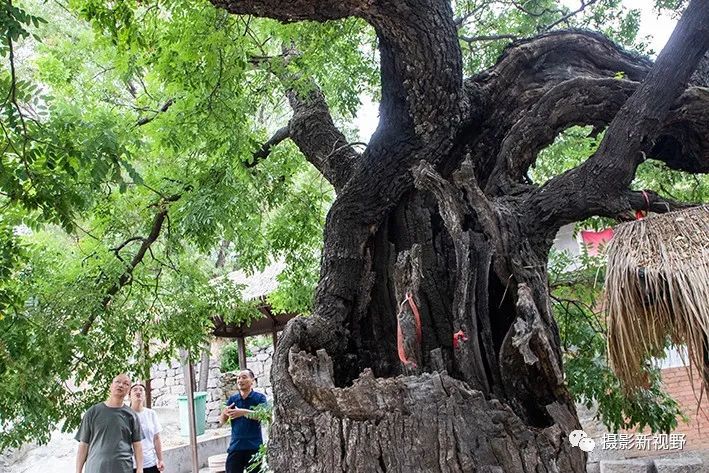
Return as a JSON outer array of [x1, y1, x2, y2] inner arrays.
[[0, 0, 707, 456]]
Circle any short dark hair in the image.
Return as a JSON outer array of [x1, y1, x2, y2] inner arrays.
[[238, 368, 256, 379], [130, 383, 146, 390]]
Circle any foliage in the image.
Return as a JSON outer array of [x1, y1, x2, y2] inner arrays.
[[538, 124, 707, 432], [246, 404, 273, 473], [454, 0, 649, 75], [549, 250, 685, 433], [219, 342, 253, 373], [246, 443, 271, 473], [1, 0, 347, 447]]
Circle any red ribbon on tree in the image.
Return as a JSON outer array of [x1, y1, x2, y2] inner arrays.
[[453, 329, 468, 349], [635, 190, 651, 220], [397, 292, 422, 367]]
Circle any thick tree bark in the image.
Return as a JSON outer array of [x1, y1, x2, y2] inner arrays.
[[210, 1, 709, 471]]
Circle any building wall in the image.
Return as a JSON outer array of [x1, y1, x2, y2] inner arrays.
[[660, 365, 709, 451]]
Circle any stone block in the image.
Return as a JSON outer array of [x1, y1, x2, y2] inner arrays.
[[256, 353, 269, 361], [166, 377, 175, 387], [208, 378, 218, 389], [151, 378, 165, 389], [206, 400, 221, 411], [600, 460, 650, 473], [653, 458, 703, 473], [207, 413, 221, 423]]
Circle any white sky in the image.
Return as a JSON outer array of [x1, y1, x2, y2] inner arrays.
[[354, 1, 678, 142]]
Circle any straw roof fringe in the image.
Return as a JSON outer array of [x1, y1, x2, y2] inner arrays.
[[604, 205, 709, 391]]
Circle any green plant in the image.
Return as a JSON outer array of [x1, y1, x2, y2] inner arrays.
[[246, 443, 270, 473], [247, 335, 273, 351], [219, 342, 253, 373], [246, 404, 273, 472]]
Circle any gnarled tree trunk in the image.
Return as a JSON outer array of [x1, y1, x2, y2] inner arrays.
[[211, 1, 709, 471]]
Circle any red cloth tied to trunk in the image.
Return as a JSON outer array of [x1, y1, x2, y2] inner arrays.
[[397, 292, 422, 367]]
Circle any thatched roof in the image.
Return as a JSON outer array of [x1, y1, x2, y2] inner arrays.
[[211, 260, 299, 338], [225, 260, 286, 301], [605, 205, 709, 390]]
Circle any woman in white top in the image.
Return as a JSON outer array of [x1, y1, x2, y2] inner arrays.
[[129, 383, 165, 473]]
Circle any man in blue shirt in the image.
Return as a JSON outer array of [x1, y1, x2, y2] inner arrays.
[[220, 369, 267, 473]]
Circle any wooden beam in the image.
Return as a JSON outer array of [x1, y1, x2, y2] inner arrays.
[[211, 311, 298, 338]]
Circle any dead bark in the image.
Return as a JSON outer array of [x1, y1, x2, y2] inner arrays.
[[268, 349, 584, 473]]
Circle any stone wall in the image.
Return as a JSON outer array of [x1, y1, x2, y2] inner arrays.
[[149, 343, 275, 429], [149, 358, 224, 428], [209, 344, 275, 426], [244, 344, 274, 399]]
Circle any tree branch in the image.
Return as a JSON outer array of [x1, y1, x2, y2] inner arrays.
[[523, 0, 709, 230], [80, 194, 181, 335], [585, 0, 709, 186], [465, 30, 653, 187], [247, 126, 290, 167], [238, 42, 360, 188], [110, 236, 147, 255], [489, 77, 637, 188], [209, 0, 361, 22], [136, 98, 175, 126], [617, 189, 696, 221], [541, 0, 600, 32], [460, 33, 519, 43], [286, 86, 359, 192], [488, 79, 709, 191]]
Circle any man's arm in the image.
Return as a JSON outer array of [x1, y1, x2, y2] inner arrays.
[[219, 403, 233, 426], [154, 433, 165, 471], [133, 441, 144, 473], [219, 403, 254, 425], [75, 442, 89, 473]]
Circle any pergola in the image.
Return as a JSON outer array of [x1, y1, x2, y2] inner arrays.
[[212, 303, 298, 369], [152, 260, 301, 472]]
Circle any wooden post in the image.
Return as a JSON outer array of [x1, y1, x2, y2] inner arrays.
[[143, 339, 152, 408], [145, 377, 152, 409], [237, 336, 247, 370], [272, 329, 278, 349], [181, 350, 200, 473]]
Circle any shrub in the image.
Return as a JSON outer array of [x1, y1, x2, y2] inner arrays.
[[219, 342, 253, 372]]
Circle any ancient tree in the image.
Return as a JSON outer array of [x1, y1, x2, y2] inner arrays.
[[211, 1, 709, 471]]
